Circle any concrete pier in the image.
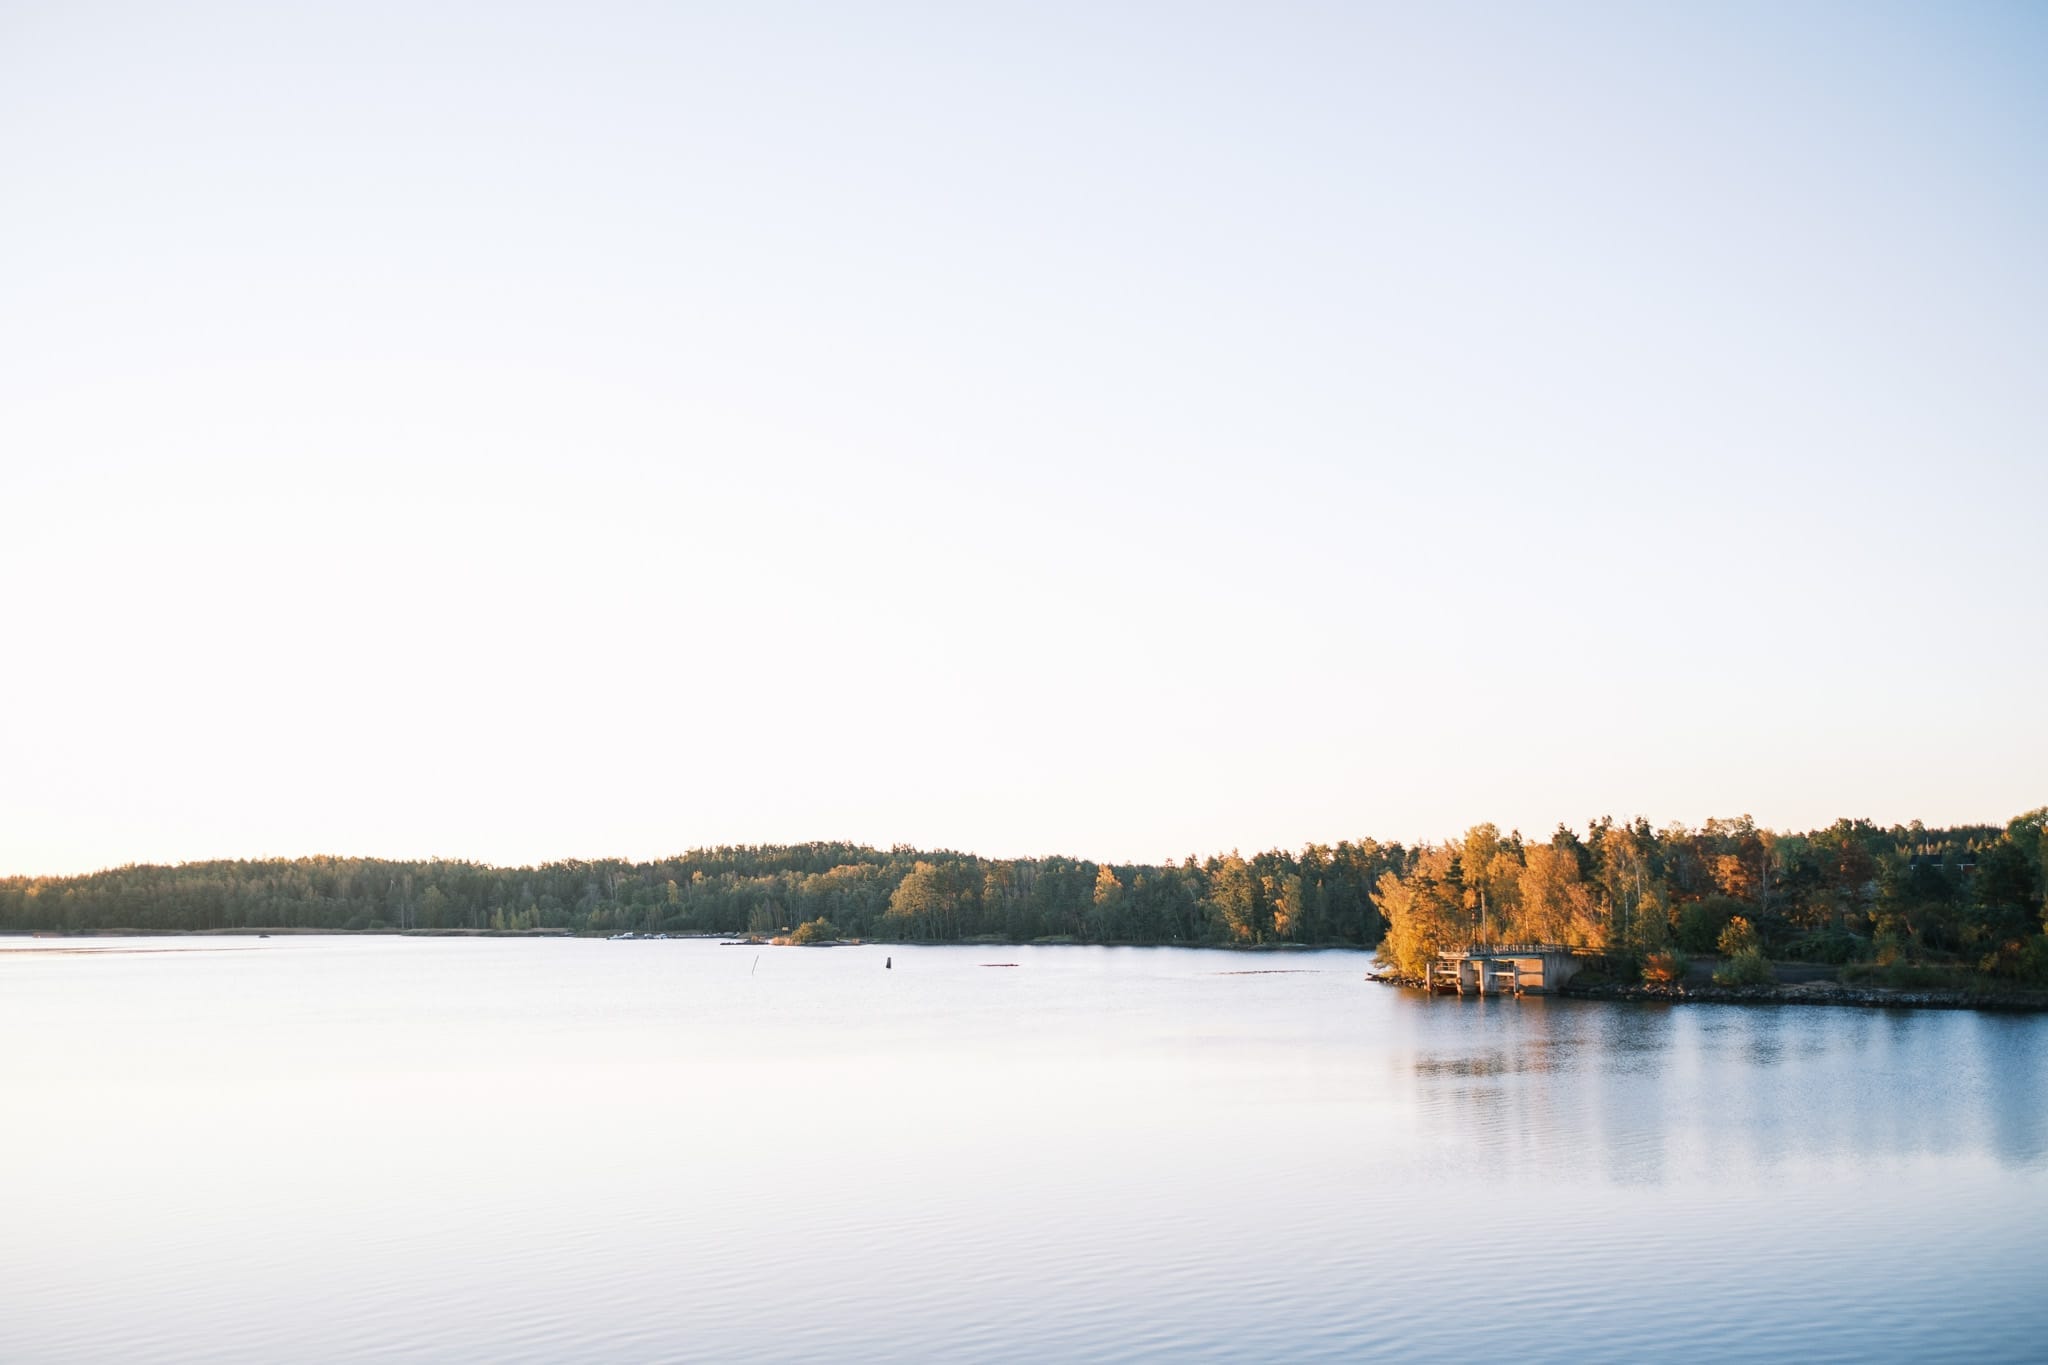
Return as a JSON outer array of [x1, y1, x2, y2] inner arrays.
[[1424, 944, 1583, 996]]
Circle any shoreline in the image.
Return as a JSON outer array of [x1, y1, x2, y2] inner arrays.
[[0, 928, 1363, 949], [11, 930, 2042, 1011], [0, 926, 576, 939], [1560, 978, 2048, 1013], [0, 927, 1368, 954], [1367, 970, 2048, 1014]]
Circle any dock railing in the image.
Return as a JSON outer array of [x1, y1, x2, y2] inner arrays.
[[1442, 942, 1575, 958]]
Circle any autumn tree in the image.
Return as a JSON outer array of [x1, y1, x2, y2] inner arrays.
[[1085, 864, 1127, 941], [1458, 824, 1524, 942], [1208, 853, 1261, 943], [1376, 845, 1468, 977], [1267, 872, 1306, 941], [885, 861, 971, 940], [1592, 823, 1669, 954], [1516, 840, 1604, 947]]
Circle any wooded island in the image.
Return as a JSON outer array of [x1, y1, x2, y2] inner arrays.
[[4, 809, 2044, 989]]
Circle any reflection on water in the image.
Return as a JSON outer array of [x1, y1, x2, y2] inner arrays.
[[1394, 993, 2048, 1183], [1, 938, 2044, 1363], [1976, 1014, 2048, 1167]]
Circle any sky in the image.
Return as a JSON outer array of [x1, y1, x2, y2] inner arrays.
[[3, 2, 2044, 876]]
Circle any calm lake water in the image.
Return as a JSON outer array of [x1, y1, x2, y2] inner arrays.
[[3, 936, 2044, 1363]]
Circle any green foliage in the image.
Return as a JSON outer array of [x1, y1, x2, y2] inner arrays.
[[1712, 949, 1775, 987], [1675, 896, 1741, 955], [788, 917, 840, 945], [1780, 929, 1864, 965], [1207, 853, 1262, 944], [2018, 935, 2048, 986], [1976, 839, 2041, 919]]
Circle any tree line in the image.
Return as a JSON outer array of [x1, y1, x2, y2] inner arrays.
[[2, 810, 2042, 981], [0, 840, 1398, 946]]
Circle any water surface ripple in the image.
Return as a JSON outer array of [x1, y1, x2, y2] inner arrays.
[[2, 937, 2043, 1362]]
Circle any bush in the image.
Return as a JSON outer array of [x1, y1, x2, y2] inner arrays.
[[1872, 921, 1908, 967], [1717, 916, 1761, 958], [1641, 950, 1689, 985], [1975, 937, 2048, 980], [1713, 949, 1775, 987], [788, 917, 841, 945]]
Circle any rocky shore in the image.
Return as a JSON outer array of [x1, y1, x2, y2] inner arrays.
[[1367, 968, 2048, 1012], [1561, 978, 2048, 1012]]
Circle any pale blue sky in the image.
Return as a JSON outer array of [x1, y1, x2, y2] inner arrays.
[[3, 2, 2043, 875]]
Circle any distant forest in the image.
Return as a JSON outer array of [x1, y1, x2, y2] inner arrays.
[[3, 809, 2044, 982]]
